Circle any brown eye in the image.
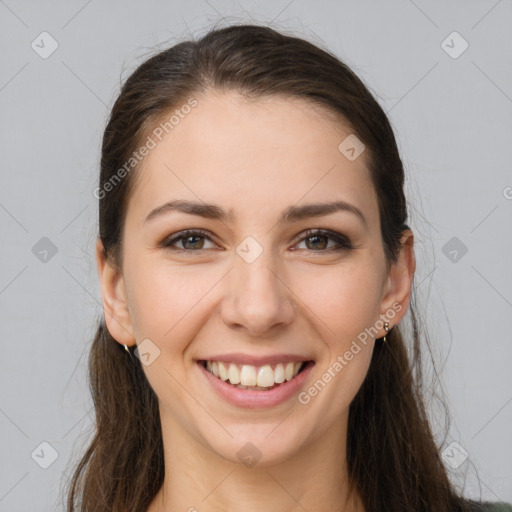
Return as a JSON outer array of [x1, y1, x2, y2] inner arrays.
[[161, 230, 217, 251], [295, 229, 353, 252], [160, 228, 353, 253], [304, 234, 329, 250], [177, 235, 205, 250]]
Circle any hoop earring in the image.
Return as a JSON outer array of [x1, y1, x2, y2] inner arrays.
[[382, 322, 390, 343]]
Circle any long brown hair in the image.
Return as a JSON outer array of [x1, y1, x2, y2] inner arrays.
[[65, 23, 480, 512]]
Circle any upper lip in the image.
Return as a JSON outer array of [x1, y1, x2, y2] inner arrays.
[[197, 353, 314, 366]]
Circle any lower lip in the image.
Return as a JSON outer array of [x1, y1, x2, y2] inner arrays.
[[197, 361, 315, 409]]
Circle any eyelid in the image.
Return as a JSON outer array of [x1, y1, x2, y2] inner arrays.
[[160, 228, 353, 252], [159, 229, 219, 250], [294, 228, 353, 250]]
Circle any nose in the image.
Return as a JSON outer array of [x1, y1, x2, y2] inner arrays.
[[220, 248, 296, 338]]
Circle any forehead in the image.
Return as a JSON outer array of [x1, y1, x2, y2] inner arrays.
[[126, 90, 379, 230]]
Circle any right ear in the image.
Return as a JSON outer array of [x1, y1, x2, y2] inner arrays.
[[95, 238, 136, 347]]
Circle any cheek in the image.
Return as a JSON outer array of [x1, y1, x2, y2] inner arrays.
[[125, 248, 384, 352], [292, 260, 384, 341], [294, 264, 380, 413], [124, 258, 219, 343]]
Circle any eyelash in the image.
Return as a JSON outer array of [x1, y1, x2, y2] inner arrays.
[[160, 228, 353, 254]]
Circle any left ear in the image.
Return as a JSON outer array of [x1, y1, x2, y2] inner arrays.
[[377, 229, 416, 336]]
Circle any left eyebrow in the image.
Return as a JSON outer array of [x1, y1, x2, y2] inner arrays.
[[279, 200, 368, 230], [143, 199, 369, 231]]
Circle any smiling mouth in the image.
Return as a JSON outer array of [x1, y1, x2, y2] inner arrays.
[[199, 360, 315, 391]]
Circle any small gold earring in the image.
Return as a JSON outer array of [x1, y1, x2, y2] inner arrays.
[[383, 322, 390, 343]]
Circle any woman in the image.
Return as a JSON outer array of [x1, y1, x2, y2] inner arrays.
[[65, 24, 511, 512]]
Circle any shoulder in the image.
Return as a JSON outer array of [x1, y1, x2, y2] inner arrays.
[[465, 501, 512, 512], [489, 505, 512, 512]]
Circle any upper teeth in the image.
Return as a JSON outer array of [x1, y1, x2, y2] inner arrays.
[[206, 361, 304, 387]]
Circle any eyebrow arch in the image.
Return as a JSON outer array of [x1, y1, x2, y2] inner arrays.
[[143, 199, 368, 230]]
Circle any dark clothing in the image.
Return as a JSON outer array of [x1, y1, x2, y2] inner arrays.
[[466, 501, 512, 512]]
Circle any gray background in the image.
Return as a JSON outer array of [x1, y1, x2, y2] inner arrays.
[[1, 0, 511, 510]]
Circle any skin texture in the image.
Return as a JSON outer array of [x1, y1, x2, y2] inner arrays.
[[96, 90, 415, 512]]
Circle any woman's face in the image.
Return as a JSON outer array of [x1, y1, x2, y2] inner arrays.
[[97, 90, 414, 466]]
